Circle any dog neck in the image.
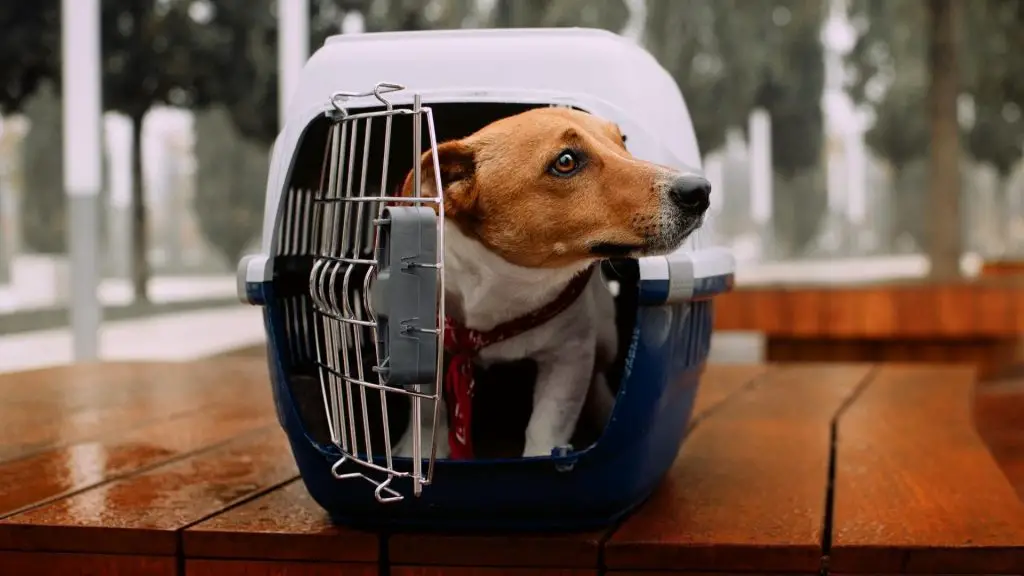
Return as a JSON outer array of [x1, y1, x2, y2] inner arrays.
[[442, 221, 592, 333]]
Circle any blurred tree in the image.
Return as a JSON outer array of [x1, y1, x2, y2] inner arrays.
[[846, 0, 1022, 274], [196, 0, 357, 146], [644, 0, 755, 156], [963, 0, 1024, 253], [0, 2, 60, 115], [20, 81, 65, 255], [1, 1, 61, 272], [4, 3, 114, 263], [491, 0, 628, 29], [846, 0, 932, 251], [193, 105, 268, 266], [100, 0, 211, 302], [187, 0, 351, 268], [751, 0, 826, 257], [645, 0, 825, 257], [926, 0, 963, 279]]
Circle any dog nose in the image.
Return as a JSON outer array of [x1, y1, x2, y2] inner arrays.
[[668, 174, 711, 213]]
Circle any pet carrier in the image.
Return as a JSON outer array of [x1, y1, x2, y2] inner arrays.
[[237, 27, 735, 531]]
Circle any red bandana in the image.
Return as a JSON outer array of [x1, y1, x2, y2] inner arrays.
[[442, 266, 596, 460]]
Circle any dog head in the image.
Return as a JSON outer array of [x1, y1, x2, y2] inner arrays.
[[400, 107, 710, 268]]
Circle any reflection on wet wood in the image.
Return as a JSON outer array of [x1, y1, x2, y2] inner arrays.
[[605, 364, 869, 574], [0, 400, 275, 517], [1, 359, 1022, 574], [831, 365, 1024, 573], [185, 480, 378, 564], [0, 360, 272, 462]]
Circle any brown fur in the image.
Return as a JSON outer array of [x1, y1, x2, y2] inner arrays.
[[400, 107, 671, 268]]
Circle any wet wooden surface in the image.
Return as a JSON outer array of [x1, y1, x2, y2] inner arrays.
[[830, 365, 1024, 574], [605, 364, 870, 573], [0, 356, 1022, 575]]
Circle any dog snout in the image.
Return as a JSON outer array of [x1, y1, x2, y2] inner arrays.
[[667, 174, 711, 214]]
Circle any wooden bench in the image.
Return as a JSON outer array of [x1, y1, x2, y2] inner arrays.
[[714, 278, 1024, 379], [1, 357, 1022, 574], [982, 259, 1024, 278]]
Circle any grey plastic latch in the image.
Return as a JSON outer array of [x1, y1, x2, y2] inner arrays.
[[369, 206, 439, 389]]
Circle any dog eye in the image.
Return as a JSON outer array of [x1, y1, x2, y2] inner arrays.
[[550, 151, 580, 175]]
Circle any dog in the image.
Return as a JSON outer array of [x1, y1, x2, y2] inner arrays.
[[392, 106, 711, 460]]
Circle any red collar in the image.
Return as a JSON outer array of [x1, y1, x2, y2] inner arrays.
[[442, 266, 596, 459]]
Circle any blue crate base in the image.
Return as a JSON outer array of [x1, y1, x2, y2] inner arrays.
[[262, 288, 711, 532]]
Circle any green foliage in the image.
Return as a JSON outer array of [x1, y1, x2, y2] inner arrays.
[[193, 105, 268, 266], [644, 0, 754, 155], [644, 0, 825, 258], [0, 1, 60, 114], [751, 0, 826, 179], [846, 0, 1023, 261], [100, 0, 210, 119], [491, 0, 628, 30], [847, 0, 1023, 174], [195, 0, 367, 146], [20, 81, 65, 255], [644, 0, 825, 173], [963, 0, 1024, 177]]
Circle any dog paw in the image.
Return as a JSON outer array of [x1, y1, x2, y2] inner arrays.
[[522, 442, 554, 458]]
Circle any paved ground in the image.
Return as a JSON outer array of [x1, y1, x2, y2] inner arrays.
[[0, 304, 762, 374], [0, 275, 238, 313], [0, 305, 267, 373]]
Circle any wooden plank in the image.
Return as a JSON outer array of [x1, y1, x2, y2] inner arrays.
[[187, 559, 377, 576], [0, 398, 275, 517], [831, 365, 1024, 574], [0, 359, 272, 462], [0, 426, 298, 557], [604, 364, 871, 573], [389, 531, 604, 571], [391, 565, 598, 569], [690, 365, 767, 421], [0, 551, 175, 576], [974, 377, 1024, 501], [184, 479, 378, 564], [386, 368, 768, 572]]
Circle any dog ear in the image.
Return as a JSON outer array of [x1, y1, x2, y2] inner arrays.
[[400, 140, 478, 222]]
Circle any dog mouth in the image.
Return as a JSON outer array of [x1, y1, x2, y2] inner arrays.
[[640, 214, 706, 256], [587, 214, 706, 260], [588, 242, 644, 258]]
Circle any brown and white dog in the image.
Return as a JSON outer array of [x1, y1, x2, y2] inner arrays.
[[393, 107, 710, 460]]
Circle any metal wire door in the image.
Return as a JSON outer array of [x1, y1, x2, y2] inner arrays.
[[307, 82, 445, 503]]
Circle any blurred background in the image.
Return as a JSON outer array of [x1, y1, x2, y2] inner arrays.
[[0, 0, 1021, 370]]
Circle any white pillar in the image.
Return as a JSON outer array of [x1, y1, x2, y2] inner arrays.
[[748, 108, 773, 226], [278, 0, 310, 129], [62, 0, 103, 361], [342, 10, 365, 34]]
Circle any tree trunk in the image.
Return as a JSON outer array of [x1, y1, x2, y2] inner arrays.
[[130, 113, 150, 303], [0, 176, 7, 284], [890, 164, 924, 253], [992, 172, 1010, 257], [926, 0, 963, 279]]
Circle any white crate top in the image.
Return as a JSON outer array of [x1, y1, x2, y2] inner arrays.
[[289, 28, 699, 165], [262, 28, 709, 255]]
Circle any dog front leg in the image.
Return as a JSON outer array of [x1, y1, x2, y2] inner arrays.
[[522, 344, 596, 458]]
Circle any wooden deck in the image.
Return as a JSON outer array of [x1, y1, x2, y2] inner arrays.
[[1, 357, 1023, 574]]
